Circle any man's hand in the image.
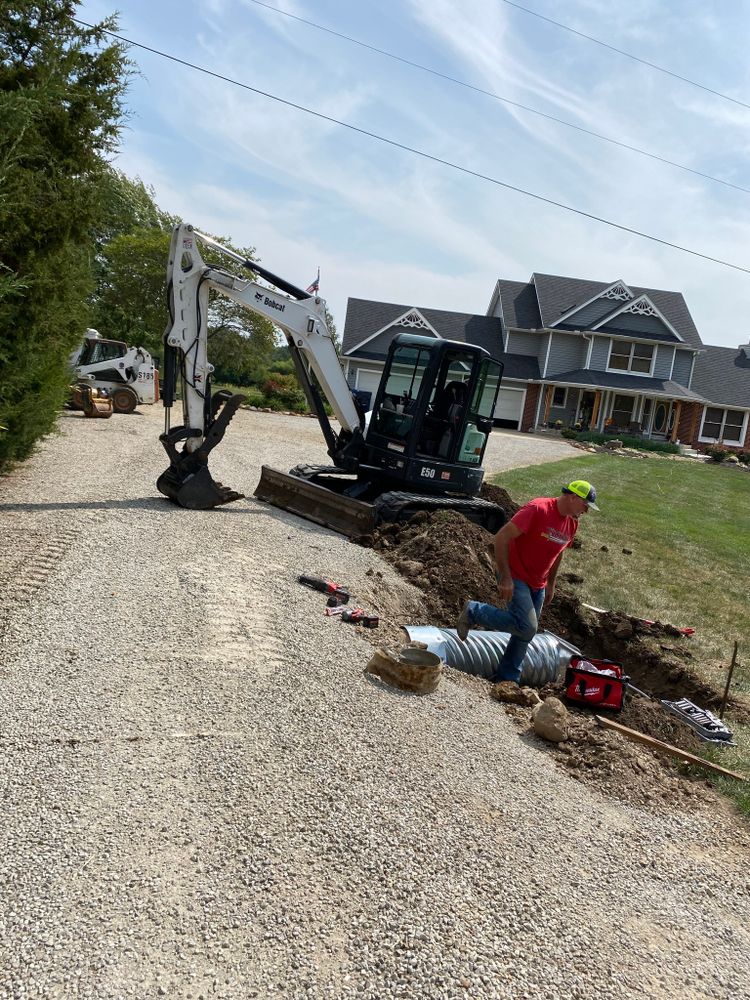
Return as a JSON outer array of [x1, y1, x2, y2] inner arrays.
[[496, 572, 514, 603], [543, 583, 555, 607]]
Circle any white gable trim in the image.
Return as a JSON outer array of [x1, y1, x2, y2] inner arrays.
[[591, 294, 684, 341], [343, 307, 440, 356], [550, 279, 634, 328]]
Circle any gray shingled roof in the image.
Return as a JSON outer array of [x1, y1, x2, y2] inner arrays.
[[550, 368, 707, 402], [691, 345, 750, 409], [342, 298, 498, 354], [494, 273, 703, 349], [342, 297, 539, 381]]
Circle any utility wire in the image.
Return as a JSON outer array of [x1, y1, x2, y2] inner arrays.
[[242, 0, 749, 196], [500, 0, 750, 112], [76, 21, 750, 277]]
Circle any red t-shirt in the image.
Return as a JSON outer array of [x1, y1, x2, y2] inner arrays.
[[507, 497, 578, 590]]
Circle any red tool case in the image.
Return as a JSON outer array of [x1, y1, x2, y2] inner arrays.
[[563, 656, 628, 711]]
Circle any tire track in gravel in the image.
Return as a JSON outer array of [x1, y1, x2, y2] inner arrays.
[[0, 522, 78, 652], [177, 549, 287, 681]]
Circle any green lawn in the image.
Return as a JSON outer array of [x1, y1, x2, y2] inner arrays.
[[491, 454, 749, 688], [492, 453, 750, 811]]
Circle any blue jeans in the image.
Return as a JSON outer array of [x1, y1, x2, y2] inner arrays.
[[466, 579, 545, 683]]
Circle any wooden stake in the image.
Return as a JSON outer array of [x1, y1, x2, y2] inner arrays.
[[719, 641, 739, 720], [594, 715, 747, 781]]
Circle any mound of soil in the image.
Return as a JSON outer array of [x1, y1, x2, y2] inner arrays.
[[355, 488, 745, 810]]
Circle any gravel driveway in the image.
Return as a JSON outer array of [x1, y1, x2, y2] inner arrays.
[[0, 407, 748, 1000]]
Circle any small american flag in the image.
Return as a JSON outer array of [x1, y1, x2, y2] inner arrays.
[[305, 268, 320, 295]]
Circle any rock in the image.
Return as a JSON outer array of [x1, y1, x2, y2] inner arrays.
[[532, 698, 569, 742], [396, 559, 425, 576], [600, 544, 609, 552], [622, 548, 633, 555], [604, 439, 623, 449], [490, 681, 541, 707]]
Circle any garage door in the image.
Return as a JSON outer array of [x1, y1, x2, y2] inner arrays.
[[494, 387, 524, 428], [354, 369, 383, 398]]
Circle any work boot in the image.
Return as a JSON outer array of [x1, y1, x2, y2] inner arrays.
[[456, 602, 471, 642]]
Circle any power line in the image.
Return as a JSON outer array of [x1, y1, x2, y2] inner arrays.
[[500, 0, 750, 112], [242, 0, 750, 196], [76, 21, 750, 278]]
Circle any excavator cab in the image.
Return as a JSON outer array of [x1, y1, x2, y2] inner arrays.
[[364, 334, 504, 496]]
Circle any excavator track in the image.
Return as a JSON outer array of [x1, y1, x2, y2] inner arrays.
[[253, 466, 505, 537]]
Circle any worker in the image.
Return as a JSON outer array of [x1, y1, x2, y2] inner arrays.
[[456, 480, 599, 684]]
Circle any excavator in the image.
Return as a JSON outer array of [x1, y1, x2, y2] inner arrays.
[[157, 223, 507, 536]]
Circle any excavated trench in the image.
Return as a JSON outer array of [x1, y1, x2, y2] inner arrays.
[[355, 484, 747, 810]]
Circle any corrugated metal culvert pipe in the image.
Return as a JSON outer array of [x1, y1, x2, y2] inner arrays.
[[403, 627, 581, 688]]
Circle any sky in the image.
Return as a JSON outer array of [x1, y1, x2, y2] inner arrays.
[[77, 0, 750, 348]]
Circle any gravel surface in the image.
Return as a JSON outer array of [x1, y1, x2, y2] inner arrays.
[[0, 407, 748, 1000]]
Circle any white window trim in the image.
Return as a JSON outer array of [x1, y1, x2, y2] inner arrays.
[[698, 407, 749, 446], [606, 339, 655, 376], [551, 386, 568, 408]]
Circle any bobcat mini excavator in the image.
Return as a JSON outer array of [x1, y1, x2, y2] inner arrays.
[[157, 223, 506, 536]]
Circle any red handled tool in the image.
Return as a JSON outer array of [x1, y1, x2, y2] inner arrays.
[[341, 607, 379, 628], [298, 574, 350, 604]]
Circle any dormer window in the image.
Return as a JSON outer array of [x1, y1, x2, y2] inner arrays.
[[607, 340, 654, 374]]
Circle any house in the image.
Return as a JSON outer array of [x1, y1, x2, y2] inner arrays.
[[341, 274, 750, 453]]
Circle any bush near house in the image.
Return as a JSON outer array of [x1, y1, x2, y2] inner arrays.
[[705, 443, 731, 463], [573, 431, 679, 454]]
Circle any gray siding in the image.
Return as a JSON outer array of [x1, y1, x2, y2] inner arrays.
[[671, 349, 693, 387], [548, 387, 582, 427], [589, 336, 610, 371], [506, 330, 543, 357], [598, 312, 668, 337], [545, 333, 588, 377], [653, 345, 674, 379]]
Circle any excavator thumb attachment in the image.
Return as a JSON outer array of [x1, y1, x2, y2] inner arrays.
[[157, 393, 247, 509]]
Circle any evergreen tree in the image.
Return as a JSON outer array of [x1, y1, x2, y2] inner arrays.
[[0, 3, 129, 467]]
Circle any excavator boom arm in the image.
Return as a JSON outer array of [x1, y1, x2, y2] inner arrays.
[[157, 223, 362, 510]]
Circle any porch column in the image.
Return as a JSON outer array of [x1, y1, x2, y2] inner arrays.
[[671, 401, 682, 442], [543, 385, 553, 424], [590, 391, 602, 430]]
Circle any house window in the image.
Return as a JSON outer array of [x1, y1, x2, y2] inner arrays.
[[610, 394, 635, 428], [607, 340, 653, 374], [552, 386, 567, 407], [700, 407, 746, 445]]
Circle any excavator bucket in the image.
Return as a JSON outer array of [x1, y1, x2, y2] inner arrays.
[[157, 392, 247, 510], [157, 464, 244, 510]]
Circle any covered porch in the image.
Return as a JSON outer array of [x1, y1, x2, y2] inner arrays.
[[535, 374, 706, 441]]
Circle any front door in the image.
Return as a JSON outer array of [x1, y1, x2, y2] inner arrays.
[[652, 400, 672, 437], [577, 390, 597, 429]]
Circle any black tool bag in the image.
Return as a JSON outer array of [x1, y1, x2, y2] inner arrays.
[[564, 656, 628, 711]]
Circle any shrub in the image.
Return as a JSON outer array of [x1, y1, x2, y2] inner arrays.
[[262, 374, 306, 412], [560, 428, 578, 439], [736, 450, 750, 465], [705, 444, 730, 463], [576, 431, 678, 454]]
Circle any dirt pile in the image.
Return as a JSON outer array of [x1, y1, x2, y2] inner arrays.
[[355, 490, 744, 810]]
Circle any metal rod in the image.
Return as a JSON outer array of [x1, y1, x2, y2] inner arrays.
[[719, 640, 739, 719]]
